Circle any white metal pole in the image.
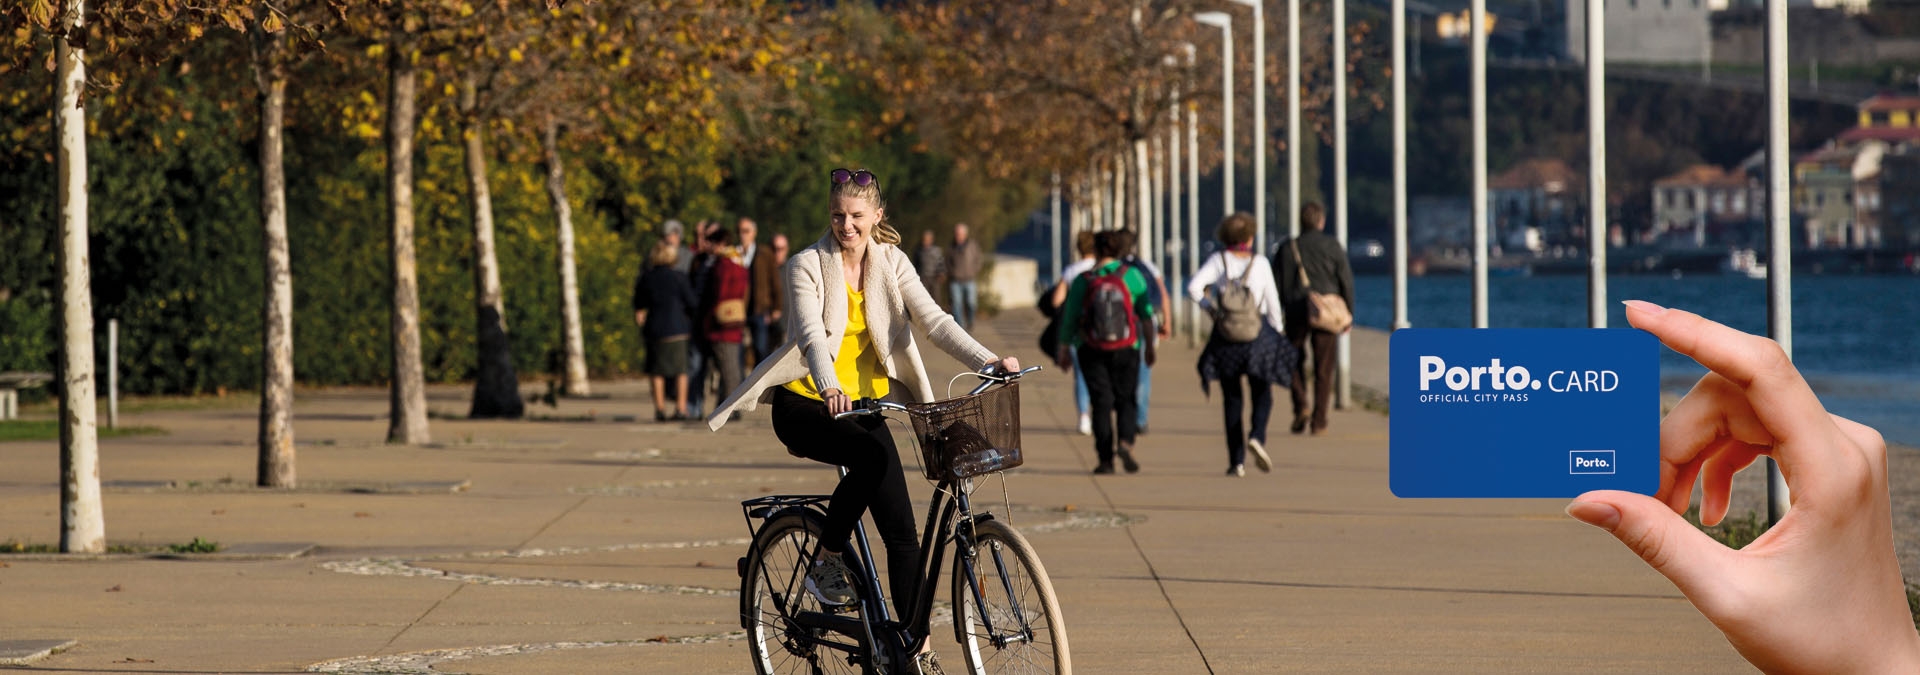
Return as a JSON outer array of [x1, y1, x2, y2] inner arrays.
[[1052, 171, 1062, 283], [1198, 13, 1235, 218], [1588, 0, 1608, 329], [1288, 0, 1302, 239], [108, 318, 117, 430], [1471, 0, 1489, 328], [1187, 44, 1203, 348], [1169, 69, 1184, 336], [1151, 134, 1164, 268], [1229, 0, 1266, 252], [1334, 0, 1351, 409], [1392, 0, 1410, 330], [1765, 0, 1792, 523]]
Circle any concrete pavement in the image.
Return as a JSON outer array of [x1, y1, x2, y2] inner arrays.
[[0, 312, 1760, 673]]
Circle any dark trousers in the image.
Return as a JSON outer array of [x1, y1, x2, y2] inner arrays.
[[747, 315, 772, 364], [770, 388, 920, 619], [1219, 375, 1274, 467], [1285, 326, 1338, 430], [1077, 345, 1141, 466], [686, 343, 708, 416]]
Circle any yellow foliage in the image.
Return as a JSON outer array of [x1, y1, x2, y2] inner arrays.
[[509, 48, 523, 63], [351, 122, 380, 140], [367, 44, 385, 58]]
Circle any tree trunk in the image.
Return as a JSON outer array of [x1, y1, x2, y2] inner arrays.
[[55, 0, 105, 554], [385, 11, 430, 444], [251, 12, 296, 487], [542, 115, 590, 397], [461, 72, 523, 419]]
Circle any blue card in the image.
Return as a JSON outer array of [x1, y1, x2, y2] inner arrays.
[[1389, 328, 1660, 498]]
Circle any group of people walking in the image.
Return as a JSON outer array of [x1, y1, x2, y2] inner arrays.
[[910, 222, 986, 330], [631, 217, 791, 422], [1048, 202, 1354, 477]]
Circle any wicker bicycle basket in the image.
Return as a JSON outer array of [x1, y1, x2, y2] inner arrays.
[[905, 381, 1024, 482]]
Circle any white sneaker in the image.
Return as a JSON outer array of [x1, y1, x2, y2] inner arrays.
[[1077, 414, 1092, 436], [804, 552, 857, 606], [1247, 438, 1273, 473], [1227, 464, 1245, 477]]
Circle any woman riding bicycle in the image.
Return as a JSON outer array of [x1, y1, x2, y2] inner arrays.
[[705, 168, 1021, 661]]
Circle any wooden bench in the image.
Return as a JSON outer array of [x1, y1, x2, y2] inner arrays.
[[0, 372, 52, 421]]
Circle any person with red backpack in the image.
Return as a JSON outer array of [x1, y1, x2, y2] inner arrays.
[[1054, 230, 1157, 474]]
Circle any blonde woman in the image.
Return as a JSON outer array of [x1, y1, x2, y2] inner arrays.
[[706, 169, 1020, 663]]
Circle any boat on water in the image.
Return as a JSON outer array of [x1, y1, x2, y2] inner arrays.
[[1723, 248, 1768, 279]]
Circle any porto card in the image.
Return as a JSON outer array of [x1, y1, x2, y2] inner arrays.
[[1389, 328, 1660, 498]]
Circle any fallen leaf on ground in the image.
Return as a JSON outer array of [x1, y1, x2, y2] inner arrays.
[[117, 657, 153, 663], [105, 584, 122, 592], [695, 560, 713, 568], [647, 635, 670, 643], [353, 512, 372, 518], [211, 509, 226, 515], [1062, 504, 1077, 512]]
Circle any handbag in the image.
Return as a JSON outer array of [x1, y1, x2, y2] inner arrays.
[[713, 298, 747, 327], [1290, 239, 1352, 333]]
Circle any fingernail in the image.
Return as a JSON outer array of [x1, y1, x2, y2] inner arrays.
[[1621, 299, 1666, 316], [1566, 501, 1621, 532]]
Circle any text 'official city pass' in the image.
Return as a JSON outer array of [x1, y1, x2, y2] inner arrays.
[[1389, 328, 1659, 498]]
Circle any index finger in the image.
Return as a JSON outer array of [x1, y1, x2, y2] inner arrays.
[[1623, 300, 1840, 477]]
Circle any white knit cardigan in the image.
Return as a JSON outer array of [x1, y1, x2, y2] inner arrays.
[[705, 233, 998, 431]]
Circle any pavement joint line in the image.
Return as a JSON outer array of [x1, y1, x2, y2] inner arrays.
[[307, 633, 749, 674]]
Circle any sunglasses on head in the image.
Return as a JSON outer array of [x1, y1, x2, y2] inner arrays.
[[830, 168, 878, 187]]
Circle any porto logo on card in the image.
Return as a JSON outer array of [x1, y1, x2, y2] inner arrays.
[[1389, 329, 1659, 498]]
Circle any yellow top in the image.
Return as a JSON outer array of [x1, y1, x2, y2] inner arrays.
[[784, 284, 891, 401]]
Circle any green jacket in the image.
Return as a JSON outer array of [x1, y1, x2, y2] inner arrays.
[[1057, 260, 1156, 350]]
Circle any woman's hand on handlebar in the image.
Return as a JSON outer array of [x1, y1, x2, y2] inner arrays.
[[986, 356, 1020, 375], [821, 388, 852, 417]]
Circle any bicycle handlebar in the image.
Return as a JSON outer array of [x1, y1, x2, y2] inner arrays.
[[829, 365, 1043, 420]]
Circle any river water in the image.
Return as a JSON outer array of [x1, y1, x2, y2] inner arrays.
[[1352, 273, 1920, 447]]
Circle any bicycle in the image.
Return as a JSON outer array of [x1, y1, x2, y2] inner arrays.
[[736, 366, 1071, 674]]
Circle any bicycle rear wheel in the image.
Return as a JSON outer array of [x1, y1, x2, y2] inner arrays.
[[951, 518, 1071, 674], [743, 511, 869, 675]]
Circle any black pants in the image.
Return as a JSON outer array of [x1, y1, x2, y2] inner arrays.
[[1219, 375, 1274, 467], [770, 388, 919, 618], [1285, 326, 1338, 431], [1077, 346, 1141, 466]]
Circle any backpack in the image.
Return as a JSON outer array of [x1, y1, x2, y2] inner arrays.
[[1079, 268, 1138, 351], [1208, 252, 1262, 343]]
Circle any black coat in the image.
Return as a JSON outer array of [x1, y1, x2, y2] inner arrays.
[[633, 264, 697, 340]]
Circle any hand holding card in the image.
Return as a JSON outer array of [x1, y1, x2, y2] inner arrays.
[[1567, 301, 1920, 673]]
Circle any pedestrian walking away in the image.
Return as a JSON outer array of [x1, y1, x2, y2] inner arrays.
[[1049, 230, 1099, 436], [1273, 201, 1355, 436], [1055, 230, 1156, 475], [914, 228, 949, 312], [948, 222, 983, 330], [1189, 213, 1295, 476], [1110, 229, 1173, 435], [705, 167, 1019, 673], [634, 240, 697, 421]]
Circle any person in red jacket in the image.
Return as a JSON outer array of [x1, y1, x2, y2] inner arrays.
[[700, 226, 751, 421]]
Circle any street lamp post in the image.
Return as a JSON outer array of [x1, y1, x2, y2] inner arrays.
[[1227, 0, 1265, 251], [1186, 44, 1203, 348], [1288, 0, 1301, 239], [1334, 0, 1351, 409], [1196, 12, 1234, 220]]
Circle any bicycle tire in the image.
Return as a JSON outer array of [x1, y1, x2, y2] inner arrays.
[[743, 511, 870, 675], [951, 518, 1071, 674]]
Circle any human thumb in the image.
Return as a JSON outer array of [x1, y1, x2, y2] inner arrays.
[[1567, 490, 1730, 600]]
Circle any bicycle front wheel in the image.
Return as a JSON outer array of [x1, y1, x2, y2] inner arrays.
[[951, 518, 1071, 674], [742, 511, 867, 675]]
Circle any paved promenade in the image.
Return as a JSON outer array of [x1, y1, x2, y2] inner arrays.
[[0, 312, 1763, 673]]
